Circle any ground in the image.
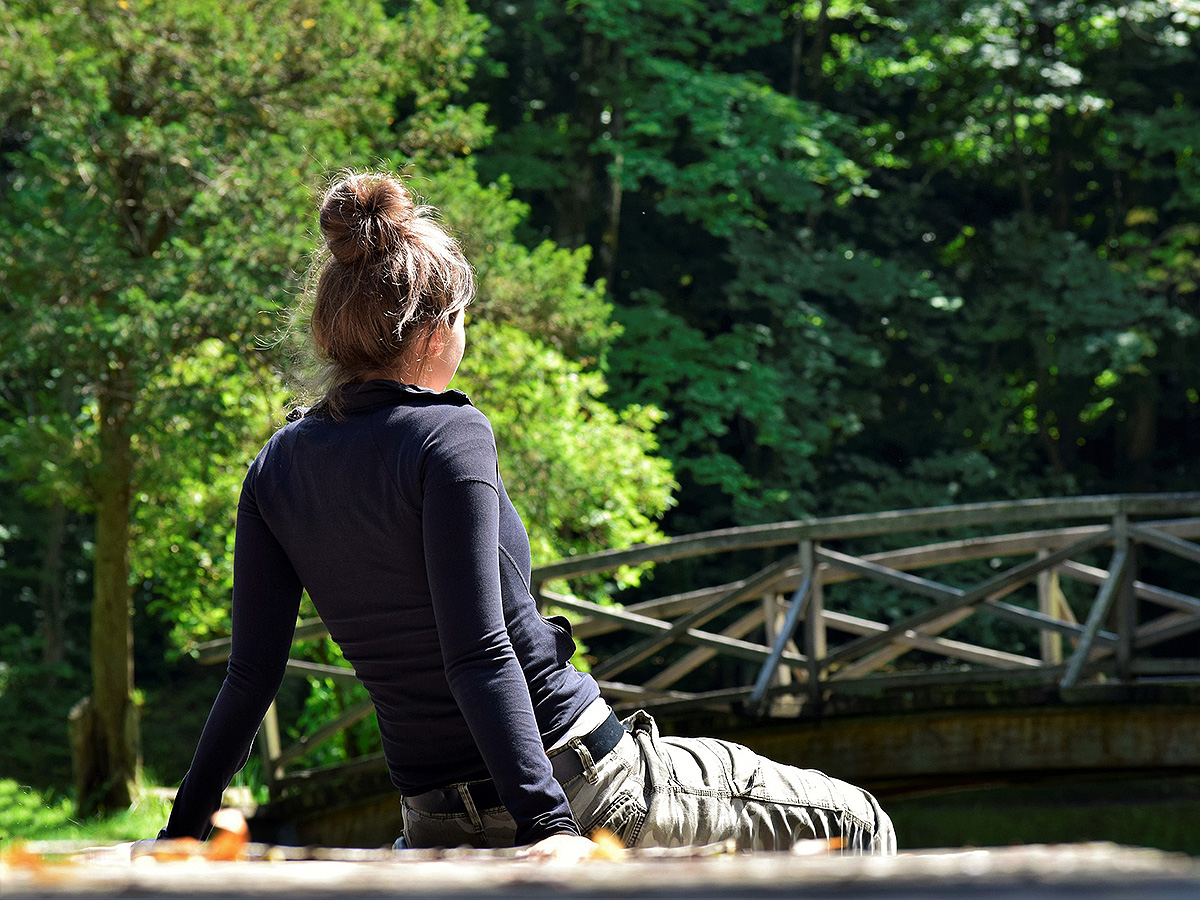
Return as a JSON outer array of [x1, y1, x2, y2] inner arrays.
[[5, 842, 1200, 900]]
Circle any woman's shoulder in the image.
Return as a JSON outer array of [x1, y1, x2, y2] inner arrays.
[[371, 389, 495, 440], [407, 401, 498, 489], [243, 415, 307, 480], [425, 397, 493, 433]]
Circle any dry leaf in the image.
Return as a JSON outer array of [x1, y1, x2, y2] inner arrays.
[[589, 828, 626, 861], [147, 838, 203, 861], [2, 843, 46, 871], [791, 836, 844, 856], [206, 808, 250, 861]]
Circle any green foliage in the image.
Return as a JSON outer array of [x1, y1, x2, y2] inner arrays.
[[133, 343, 286, 652], [608, 293, 801, 522], [474, 0, 1200, 547], [0, 626, 77, 789], [0, 0, 399, 497], [0, 779, 174, 842], [0, 0, 676, 805], [458, 321, 675, 571], [614, 60, 867, 237]]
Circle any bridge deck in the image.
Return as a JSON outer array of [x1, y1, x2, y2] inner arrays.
[[5, 842, 1200, 899]]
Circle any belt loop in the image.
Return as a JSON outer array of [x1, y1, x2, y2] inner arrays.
[[457, 783, 483, 830], [573, 739, 599, 784]]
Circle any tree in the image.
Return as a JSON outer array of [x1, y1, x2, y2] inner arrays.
[[0, 0, 431, 812], [472, 0, 1200, 542], [474, 0, 888, 535], [810, 0, 1200, 505], [2, 0, 677, 799]]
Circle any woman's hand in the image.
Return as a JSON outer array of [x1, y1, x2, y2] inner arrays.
[[516, 833, 598, 863], [129, 839, 159, 860]]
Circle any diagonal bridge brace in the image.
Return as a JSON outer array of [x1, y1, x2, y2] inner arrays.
[[817, 529, 1114, 673], [590, 553, 800, 681], [542, 591, 806, 669], [1060, 542, 1131, 690]]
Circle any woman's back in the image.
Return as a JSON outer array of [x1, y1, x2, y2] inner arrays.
[[246, 379, 598, 795]]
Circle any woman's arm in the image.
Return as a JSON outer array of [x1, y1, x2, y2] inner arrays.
[[161, 480, 303, 839], [421, 414, 580, 845]]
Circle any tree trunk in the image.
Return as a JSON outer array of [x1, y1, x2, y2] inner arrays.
[[38, 498, 68, 669], [599, 51, 627, 289], [1037, 20, 1071, 230], [552, 29, 602, 250], [807, 0, 831, 101], [1123, 379, 1158, 489], [1048, 107, 1071, 229], [78, 363, 140, 814], [788, 4, 805, 99]]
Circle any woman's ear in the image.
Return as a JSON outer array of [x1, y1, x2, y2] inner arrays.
[[426, 322, 449, 354]]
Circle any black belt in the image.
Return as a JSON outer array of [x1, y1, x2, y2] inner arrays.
[[403, 710, 626, 815]]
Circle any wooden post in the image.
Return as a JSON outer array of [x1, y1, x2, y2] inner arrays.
[[1037, 548, 1063, 664], [760, 592, 792, 689], [802, 540, 824, 710], [259, 701, 282, 792], [1115, 515, 1137, 684], [761, 591, 804, 717]]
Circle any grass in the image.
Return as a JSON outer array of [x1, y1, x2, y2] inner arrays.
[[0, 659, 237, 847], [0, 779, 174, 844]]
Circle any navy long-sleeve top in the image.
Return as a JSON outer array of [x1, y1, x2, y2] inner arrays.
[[163, 380, 601, 845]]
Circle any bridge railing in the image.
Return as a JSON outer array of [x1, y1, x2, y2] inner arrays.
[[533, 494, 1200, 718], [192, 493, 1200, 795]]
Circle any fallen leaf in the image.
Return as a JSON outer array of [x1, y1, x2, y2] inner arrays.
[[791, 836, 844, 856], [2, 844, 45, 871], [206, 808, 250, 861], [589, 828, 625, 861], [147, 838, 203, 861]]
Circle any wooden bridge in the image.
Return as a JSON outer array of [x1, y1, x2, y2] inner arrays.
[[194, 493, 1200, 846]]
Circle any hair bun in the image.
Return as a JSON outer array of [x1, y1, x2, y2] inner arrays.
[[319, 174, 416, 266]]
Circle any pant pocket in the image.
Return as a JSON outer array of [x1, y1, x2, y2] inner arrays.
[[401, 798, 519, 849], [401, 802, 484, 849], [622, 709, 657, 737], [582, 789, 647, 848]]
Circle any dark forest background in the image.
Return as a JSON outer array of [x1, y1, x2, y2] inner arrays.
[[1, 0, 1197, 827]]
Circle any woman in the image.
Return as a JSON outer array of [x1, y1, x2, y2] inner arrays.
[[158, 172, 896, 858]]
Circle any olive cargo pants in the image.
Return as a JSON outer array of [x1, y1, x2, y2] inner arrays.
[[400, 710, 896, 853]]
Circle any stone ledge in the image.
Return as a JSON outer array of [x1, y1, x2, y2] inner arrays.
[[5, 842, 1200, 899]]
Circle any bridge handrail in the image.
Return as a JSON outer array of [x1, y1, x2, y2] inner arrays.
[[532, 493, 1200, 582], [566, 518, 1200, 640]]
